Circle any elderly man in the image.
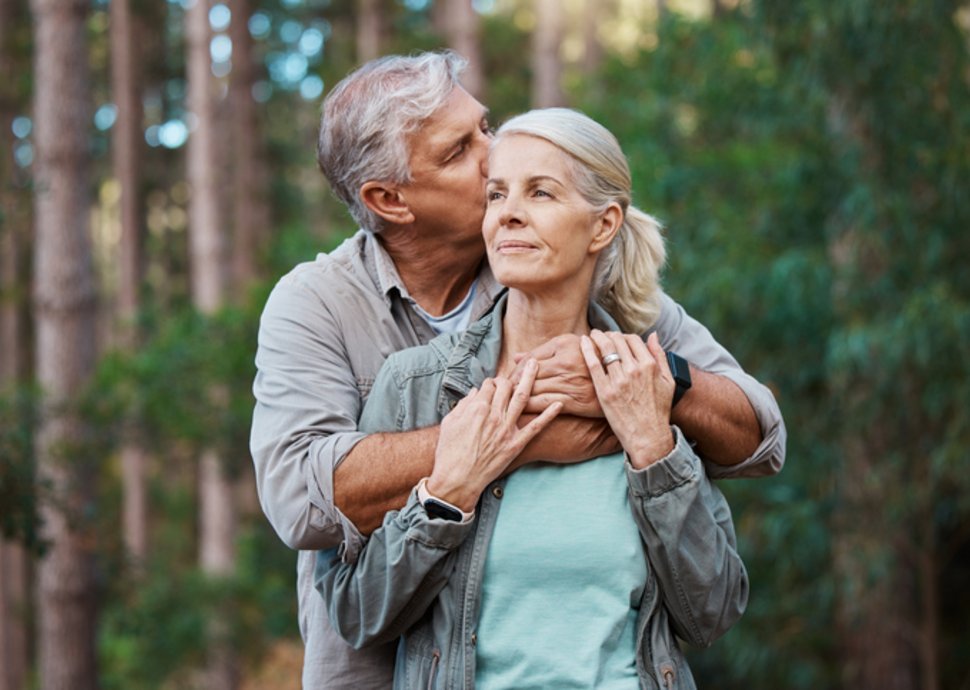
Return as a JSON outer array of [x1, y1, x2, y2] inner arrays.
[[251, 51, 785, 689]]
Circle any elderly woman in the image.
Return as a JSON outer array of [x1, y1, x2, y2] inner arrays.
[[315, 108, 747, 690]]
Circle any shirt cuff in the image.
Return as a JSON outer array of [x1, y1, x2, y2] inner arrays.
[[626, 426, 702, 497], [390, 489, 477, 552]]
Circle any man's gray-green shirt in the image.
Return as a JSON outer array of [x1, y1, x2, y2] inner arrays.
[[250, 229, 786, 689]]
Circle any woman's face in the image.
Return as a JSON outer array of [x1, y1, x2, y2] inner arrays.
[[483, 134, 616, 295]]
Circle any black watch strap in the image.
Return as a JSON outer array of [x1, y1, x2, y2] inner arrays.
[[666, 351, 692, 407]]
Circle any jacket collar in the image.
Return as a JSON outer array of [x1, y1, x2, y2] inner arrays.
[[432, 293, 619, 418]]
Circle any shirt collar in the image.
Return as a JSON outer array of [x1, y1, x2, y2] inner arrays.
[[362, 229, 506, 314]]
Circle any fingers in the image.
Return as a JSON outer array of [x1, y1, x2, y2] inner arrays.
[[516, 399, 563, 447], [508, 359, 537, 419], [579, 335, 610, 391], [645, 332, 669, 374]]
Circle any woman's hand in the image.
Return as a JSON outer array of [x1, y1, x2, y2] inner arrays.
[[580, 331, 676, 469], [428, 359, 563, 512]]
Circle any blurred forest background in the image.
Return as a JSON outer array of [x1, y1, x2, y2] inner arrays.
[[1, 0, 969, 688]]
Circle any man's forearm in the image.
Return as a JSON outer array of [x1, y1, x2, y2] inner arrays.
[[333, 426, 439, 535], [672, 367, 761, 466]]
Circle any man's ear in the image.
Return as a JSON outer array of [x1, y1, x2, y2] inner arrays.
[[589, 203, 623, 253], [360, 181, 415, 225]]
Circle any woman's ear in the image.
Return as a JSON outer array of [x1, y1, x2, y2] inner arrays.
[[589, 203, 623, 253], [360, 181, 415, 225]]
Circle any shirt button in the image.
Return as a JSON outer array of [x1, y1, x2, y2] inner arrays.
[[491, 486, 503, 499], [470, 633, 477, 646], [449, 399, 457, 410]]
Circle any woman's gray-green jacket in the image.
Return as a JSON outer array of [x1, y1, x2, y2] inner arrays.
[[314, 298, 748, 690]]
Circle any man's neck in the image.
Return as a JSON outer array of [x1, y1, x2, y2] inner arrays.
[[378, 226, 485, 316]]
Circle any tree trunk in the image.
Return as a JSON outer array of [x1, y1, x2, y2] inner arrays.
[[187, 0, 224, 315], [187, 2, 236, 688], [229, 0, 267, 294], [30, 1, 100, 689], [0, 542, 29, 690], [356, 0, 383, 64], [581, 0, 604, 77], [531, 0, 565, 107], [439, 0, 484, 99], [110, 0, 150, 565]]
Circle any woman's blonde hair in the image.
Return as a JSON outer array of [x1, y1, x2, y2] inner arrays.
[[494, 108, 666, 333]]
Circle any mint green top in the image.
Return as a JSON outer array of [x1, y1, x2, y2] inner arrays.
[[474, 453, 646, 690]]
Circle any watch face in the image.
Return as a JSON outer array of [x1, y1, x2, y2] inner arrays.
[[424, 499, 463, 522]]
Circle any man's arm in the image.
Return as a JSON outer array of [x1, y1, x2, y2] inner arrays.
[[650, 292, 785, 478], [672, 367, 760, 466], [518, 292, 785, 477], [334, 414, 619, 536], [333, 428, 438, 536]]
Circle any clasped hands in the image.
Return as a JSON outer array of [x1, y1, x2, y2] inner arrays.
[[427, 331, 678, 511]]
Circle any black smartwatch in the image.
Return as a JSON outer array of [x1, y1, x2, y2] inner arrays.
[[417, 478, 474, 523], [666, 351, 692, 407]]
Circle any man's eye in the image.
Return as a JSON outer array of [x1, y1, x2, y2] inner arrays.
[[448, 144, 466, 161], [487, 191, 504, 201]]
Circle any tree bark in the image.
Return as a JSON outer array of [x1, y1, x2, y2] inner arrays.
[[0, 542, 29, 690], [30, 1, 100, 689], [187, 2, 236, 688], [531, 0, 565, 107], [110, 0, 150, 565], [229, 0, 267, 293], [439, 0, 484, 99], [356, 0, 383, 64], [581, 0, 604, 77]]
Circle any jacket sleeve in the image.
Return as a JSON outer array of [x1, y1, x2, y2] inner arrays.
[[649, 291, 786, 479], [314, 493, 475, 649], [626, 427, 749, 648], [250, 274, 367, 555]]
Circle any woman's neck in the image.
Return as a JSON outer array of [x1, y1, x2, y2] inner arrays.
[[498, 286, 592, 376]]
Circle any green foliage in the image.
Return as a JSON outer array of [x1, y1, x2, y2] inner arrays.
[[0, 385, 43, 552], [98, 522, 297, 690], [577, 3, 970, 685]]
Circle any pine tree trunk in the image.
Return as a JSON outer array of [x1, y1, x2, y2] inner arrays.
[[30, 1, 99, 689], [229, 0, 267, 293], [110, 0, 149, 564], [356, 0, 383, 64], [187, 1, 236, 687], [581, 0, 604, 77], [440, 0, 484, 99], [0, 542, 29, 690], [531, 0, 565, 107]]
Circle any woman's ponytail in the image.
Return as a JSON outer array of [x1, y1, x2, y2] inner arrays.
[[594, 206, 666, 334]]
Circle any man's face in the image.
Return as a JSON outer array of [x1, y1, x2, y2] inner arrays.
[[399, 87, 491, 248]]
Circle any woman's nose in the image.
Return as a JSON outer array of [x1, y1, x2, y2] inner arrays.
[[499, 196, 525, 227]]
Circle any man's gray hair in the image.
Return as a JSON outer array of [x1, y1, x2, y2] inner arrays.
[[317, 51, 468, 233]]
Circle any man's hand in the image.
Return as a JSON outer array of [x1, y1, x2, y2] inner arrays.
[[511, 334, 603, 417], [507, 412, 620, 473]]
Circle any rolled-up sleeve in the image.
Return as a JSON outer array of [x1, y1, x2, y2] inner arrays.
[[650, 292, 787, 479], [251, 273, 367, 554]]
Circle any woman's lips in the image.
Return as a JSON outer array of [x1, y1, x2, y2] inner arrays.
[[495, 240, 537, 253]]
